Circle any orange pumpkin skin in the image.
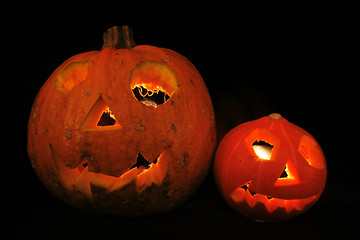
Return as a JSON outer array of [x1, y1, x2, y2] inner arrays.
[[27, 27, 216, 216], [214, 113, 326, 222]]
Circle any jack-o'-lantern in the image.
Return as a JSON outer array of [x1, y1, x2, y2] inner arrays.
[[27, 26, 216, 216], [214, 113, 326, 222]]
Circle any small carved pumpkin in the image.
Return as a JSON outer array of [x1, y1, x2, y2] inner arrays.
[[214, 113, 326, 222], [28, 26, 216, 216]]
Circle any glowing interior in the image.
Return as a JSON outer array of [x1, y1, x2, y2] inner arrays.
[[80, 96, 121, 131], [274, 161, 300, 186], [132, 86, 171, 108], [252, 140, 274, 160], [130, 61, 177, 108], [54, 61, 89, 94]]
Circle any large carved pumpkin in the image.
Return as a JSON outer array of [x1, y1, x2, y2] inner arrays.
[[27, 26, 216, 216], [214, 113, 326, 222]]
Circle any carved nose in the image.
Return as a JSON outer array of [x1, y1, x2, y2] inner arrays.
[[80, 96, 121, 130]]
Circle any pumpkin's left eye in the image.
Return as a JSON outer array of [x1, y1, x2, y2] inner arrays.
[[252, 140, 274, 160], [130, 61, 177, 108], [55, 60, 90, 94]]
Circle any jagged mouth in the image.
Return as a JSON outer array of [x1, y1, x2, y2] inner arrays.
[[50, 143, 168, 199], [77, 152, 159, 176], [230, 182, 317, 214]]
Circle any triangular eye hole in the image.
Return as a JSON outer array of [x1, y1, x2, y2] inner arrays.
[[80, 96, 121, 131]]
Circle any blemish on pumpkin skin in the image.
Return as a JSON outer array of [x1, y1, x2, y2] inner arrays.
[[171, 124, 177, 133], [135, 122, 145, 132], [180, 152, 189, 168], [166, 189, 175, 197], [86, 92, 91, 97], [63, 130, 72, 139], [32, 107, 40, 119]]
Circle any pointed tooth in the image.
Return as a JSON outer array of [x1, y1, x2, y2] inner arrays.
[[245, 189, 257, 208], [285, 199, 298, 213], [265, 198, 280, 214], [74, 167, 93, 198], [253, 193, 268, 205], [230, 187, 246, 203], [90, 172, 118, 190], [111, 168, 137, 191]]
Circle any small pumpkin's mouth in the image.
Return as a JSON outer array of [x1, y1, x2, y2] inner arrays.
[[240, 182, 274, 199], [231, 182, 317, 214]]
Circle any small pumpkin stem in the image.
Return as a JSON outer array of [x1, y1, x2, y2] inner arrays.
[[268, 113, 282, 120], [102, 26, 136, 50]]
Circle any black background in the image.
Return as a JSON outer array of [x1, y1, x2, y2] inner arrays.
[[3, 2, 358, 239]]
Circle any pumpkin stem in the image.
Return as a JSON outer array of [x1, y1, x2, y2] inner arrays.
[[268, 113, 282, 120], [102, 26, 136, 50]]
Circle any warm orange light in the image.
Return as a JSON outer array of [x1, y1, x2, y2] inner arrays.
[[52, 148, 168, 198], [230, 186, 317, 214], [214, 113, 327, 222], [253, 144, 273, 160]]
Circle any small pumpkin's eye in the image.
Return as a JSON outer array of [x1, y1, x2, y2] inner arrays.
[[298, 135, 325, 169], [130, 61, 177, 108], [252, 140, 274, 160], [55, 60, 90, 94]]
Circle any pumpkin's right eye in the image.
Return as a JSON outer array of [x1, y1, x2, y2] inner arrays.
[[129, 60, 177, 109]]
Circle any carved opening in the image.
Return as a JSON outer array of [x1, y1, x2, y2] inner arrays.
[[279, 166, 289, 178], [97, 108, 117, 126], [130, 153, 159, 171], [252, 140, 274, 160], [80, 96, 121, 131], [130, 60, 177, 108], [132, 86, 170, 107]]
